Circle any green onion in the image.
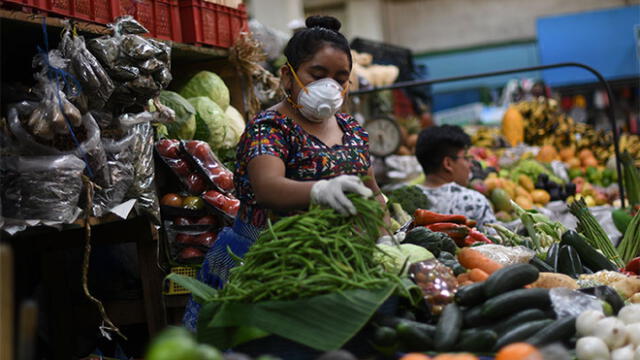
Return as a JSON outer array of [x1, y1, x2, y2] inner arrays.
[[617, 210, 640, 264], [622, 151, 640, 207], [568, 198, 624, 267]]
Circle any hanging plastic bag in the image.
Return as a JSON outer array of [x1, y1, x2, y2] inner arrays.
[[8, 106, 111, 187], [91, 131, 136, 217], [0, 154, 85, 222], [125, 122, 160, 223]]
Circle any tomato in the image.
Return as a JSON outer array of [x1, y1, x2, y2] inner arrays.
[[179, 247, 204, 260], [185, 173, 206, 194], [174, 217, 192, 226], [195, 215, 217, 226], [175, 233, 196, 245], [215, 172, 234, 191], [169, 159, 190, 176], [195, 232, 216, 247], [223, 198, 240, 216], [160, 193, 183, 207], [182, 196, 204, 210], [185, 141, 213, 163], [203, 190, 225, 209], [156, 139, 180, 159]]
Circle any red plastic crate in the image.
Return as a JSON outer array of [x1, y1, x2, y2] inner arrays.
[[119, 0, 182, 41], [1, 0, 119, 25], [179, 0, 247, 48]]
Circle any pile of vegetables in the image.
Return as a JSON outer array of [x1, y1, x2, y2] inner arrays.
[[218, 195, 404, 302], [575, 304, 640, 360]]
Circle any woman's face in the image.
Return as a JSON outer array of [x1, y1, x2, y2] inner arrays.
[[283, 44, 351, 102]]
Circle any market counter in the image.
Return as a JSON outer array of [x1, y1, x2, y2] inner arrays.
[[5, 216, 166, 360]]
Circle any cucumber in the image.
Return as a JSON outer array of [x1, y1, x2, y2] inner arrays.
[[455, 329, 497, 352], [545, 243, 560, 269], [526, 316, 576, 347], [463, 305, 491, 328], [455, 282, 486, 307], [557, 245, 583, 278], [394, 319, 436, 338], [529, 256, 555, 272], [396, 321, 434, 351], [493, 319, 554, 350], [434, 303, 463, 351], [373, 326, 397, 347], [483, 263, 539, 297], [489, 308, 549, 336], [560, 230, 618, 271], [481, 288, 551, 319]]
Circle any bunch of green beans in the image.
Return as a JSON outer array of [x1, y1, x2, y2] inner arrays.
[[218, 195, 403, 302]]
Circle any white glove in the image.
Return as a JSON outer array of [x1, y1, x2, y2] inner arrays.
[[377, 231, 406, 245], [310, 175, 373, 215]]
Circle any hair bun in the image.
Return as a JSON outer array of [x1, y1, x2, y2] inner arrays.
[[305, 15, 341, 32]]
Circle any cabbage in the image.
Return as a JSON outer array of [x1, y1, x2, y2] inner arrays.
[[188, 96, 227, 148], [157, 91, 196, 139], [220, 105, 245, 150], [179, 71, 230, 111], [376, 243, 434, 275]]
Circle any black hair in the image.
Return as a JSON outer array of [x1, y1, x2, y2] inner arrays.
[[283, 15, 352, 70], [415, 125, 471, 174]]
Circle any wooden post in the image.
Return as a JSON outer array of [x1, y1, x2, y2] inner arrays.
[[0, 244, 14, 360]]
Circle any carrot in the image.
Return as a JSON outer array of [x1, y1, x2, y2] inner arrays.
[[414, 209, 467, 226], [457, 248, 503, 275], [468, 268, 489, 282], [456, 272, 470, 283]]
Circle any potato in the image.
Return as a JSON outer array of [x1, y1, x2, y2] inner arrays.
[[529, 272, 578, 289]]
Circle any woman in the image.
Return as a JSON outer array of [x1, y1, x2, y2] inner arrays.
[[183, 15, 385, 330]]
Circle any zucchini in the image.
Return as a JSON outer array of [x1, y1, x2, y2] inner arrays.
[[578, 286, 625, 316], [493, 319, 554, 350], [530, 256, 555, 272], [557, 245, 583, 278], [435, 303, 463, 351], [560, 230, 618, 271], [482, 288, 551, 319], [455, 282, 486, 307], [526, 316, 576, 347], [463, 305, 491, 328], [396, 321, 434, 351], [490, 308, 549, 336], [455, 329, 497, 352], [483, 264, 539, 297], [545, 243, 560, 269]]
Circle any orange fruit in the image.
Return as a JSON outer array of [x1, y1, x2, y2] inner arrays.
[[495, 342, 543, 360]]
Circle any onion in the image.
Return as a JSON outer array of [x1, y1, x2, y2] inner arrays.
[[618, 304, 640, 325], [627, 323, 640, 347], [577, 310, 606, 336], [576, 336, 610, 360], [593, 317, 628, 349], [612, 345, 635, 360]]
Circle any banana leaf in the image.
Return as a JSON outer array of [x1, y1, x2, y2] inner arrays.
[[166, 273, 217, 304], [197, 284, 397, 351]]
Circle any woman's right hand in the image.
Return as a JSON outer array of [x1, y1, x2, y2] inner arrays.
[[310, 175, 373, 215]]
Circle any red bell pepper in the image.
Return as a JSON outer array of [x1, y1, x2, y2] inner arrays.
[[624, 257, 640, 275], [414, 209, 467, 226]]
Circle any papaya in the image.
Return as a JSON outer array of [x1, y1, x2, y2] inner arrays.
[[501, 106, 524, 147], [491, 188, 512, 212], [515, 196, 534, 210], [516, 186, 533, 202], [518, 175, 535, 192]]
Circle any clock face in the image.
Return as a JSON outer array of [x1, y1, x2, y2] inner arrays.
[[365, 118, 402, 157]]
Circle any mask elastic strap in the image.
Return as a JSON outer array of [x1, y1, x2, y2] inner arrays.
[[286, 62, 309, 94]]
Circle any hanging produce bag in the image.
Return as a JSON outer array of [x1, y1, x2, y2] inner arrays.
[[0, 154, 85, 222], [126, 121, 160, 223]]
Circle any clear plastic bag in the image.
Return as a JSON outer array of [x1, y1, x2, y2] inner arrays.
[[164, 221, 218, 264], [0, 154, 85, 222], [8, 105, 111, 187], [408, 259, 458, 315], [549, 287, 602, 318], [471, 244, 536, 266], [91, 130, 136, 217], [125, 122, 160, 223], [182, 140, 235, 194]]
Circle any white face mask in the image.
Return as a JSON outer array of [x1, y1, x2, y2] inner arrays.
[[287, 63, 347, 123]]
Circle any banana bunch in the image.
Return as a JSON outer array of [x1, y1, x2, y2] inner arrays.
[[515, 98, 640, 162], [470, 126, 504, 148]]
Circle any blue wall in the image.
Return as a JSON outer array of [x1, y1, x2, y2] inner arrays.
[[537, 5, 640, 86], [414, 42, 541, 110]]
